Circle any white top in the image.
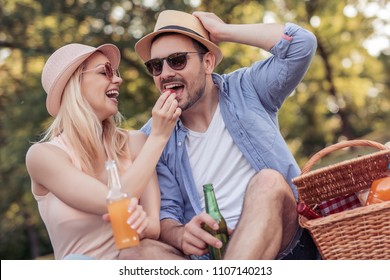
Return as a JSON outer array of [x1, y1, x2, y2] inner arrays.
[[185, 105, 256, 228]]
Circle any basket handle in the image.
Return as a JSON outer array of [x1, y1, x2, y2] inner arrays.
[[301, 140, 389, 174]]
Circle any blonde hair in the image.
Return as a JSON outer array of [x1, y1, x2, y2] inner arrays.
[[41, 65, 129, 176]]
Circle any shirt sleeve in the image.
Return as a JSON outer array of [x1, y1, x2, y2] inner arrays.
[[248, 23, 317, 111], [156, 159, 186, 223], [140, 118, 152, 135], [141, 119, 186, 223]]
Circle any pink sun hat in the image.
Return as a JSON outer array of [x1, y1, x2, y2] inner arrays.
[[41, 43, 121, 117]]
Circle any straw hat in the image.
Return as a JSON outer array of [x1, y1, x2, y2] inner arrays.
[[42, 43, 120, 117], [135, 10, 223, 66]]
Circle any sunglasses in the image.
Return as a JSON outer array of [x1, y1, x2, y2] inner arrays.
[[82, 62, 121, 80], [144, 52, 206, 76]]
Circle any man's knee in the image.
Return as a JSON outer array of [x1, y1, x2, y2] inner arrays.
[[248, 169, 292, 198]]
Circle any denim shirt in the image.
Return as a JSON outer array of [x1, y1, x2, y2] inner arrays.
[[141, 23, 317, 225]]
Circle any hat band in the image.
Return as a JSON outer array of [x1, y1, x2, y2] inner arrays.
[[158, 25, 206, 39]]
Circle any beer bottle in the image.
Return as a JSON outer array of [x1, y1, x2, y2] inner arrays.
[[203, 183, 229, 260], [106, 160, 139, 249]]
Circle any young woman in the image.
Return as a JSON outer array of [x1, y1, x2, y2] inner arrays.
[[25, 43, 181, 259]]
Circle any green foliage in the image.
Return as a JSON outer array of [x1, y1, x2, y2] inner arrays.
[[0, 0, 389, 259]]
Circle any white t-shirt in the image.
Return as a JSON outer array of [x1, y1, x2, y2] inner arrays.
[[185, 105, 257, 229]]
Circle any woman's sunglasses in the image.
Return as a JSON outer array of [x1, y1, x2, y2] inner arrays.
[[144, 52, 205, 76], [82, 62, 120, 80]]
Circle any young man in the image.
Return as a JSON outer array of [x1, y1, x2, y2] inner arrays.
[[133, 10, 318, 259]]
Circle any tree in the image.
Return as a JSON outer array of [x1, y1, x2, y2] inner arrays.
[[272, 0, 389, 164]]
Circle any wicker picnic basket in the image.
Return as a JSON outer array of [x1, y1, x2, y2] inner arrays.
[[292, 139, 390, 259]]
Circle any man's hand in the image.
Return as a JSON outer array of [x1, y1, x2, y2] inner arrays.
[[181, 213, 224, 256], [192, 11, 226, 45]]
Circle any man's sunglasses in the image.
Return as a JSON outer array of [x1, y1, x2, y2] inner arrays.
[[144, 52, 206, 76], [82, 62, 121, 80]]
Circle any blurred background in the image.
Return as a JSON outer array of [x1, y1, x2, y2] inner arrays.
[[1, 0, 389, 259]]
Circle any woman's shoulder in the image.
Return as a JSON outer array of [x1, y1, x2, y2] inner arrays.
[[26, 141, 70, 167], [26, 142, 53, 160], [25, 142, 71, 192]]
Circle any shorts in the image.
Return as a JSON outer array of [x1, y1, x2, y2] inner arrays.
[[278, 227, 320, 260]]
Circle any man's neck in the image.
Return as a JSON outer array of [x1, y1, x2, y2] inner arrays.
[[181, 86, 219, 133]]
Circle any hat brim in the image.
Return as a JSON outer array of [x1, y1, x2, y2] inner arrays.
[[45, 44, 120, 117], [135, 28, 223, 66]]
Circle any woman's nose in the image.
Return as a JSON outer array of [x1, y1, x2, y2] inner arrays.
[[112, 74, 123, 84]]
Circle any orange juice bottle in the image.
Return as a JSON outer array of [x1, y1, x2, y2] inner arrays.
[[365, 163, 390, 206], [106, 160, 139, 249]]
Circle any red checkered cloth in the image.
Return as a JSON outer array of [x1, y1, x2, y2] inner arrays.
[[319, 193, 361, 216]]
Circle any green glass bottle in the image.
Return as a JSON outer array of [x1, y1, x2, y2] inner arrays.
[[203, 183, 229, 260]]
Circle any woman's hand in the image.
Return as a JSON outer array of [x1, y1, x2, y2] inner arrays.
[[150, 90, 182, 140], [126, 197, 148, 237], [102, 197, 149, 237]]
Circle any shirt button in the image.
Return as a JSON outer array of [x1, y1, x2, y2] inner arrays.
[[178, 141, 182, 147]]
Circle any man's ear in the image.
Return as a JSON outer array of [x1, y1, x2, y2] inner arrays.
[[203, 52, 216, 74]]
